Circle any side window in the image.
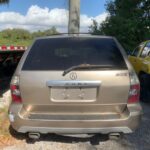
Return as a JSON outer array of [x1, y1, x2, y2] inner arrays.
[[140, 42, 150, 58], [132, 45, 142, 57]]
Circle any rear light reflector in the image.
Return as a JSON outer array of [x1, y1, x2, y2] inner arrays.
[[128, 71, 140, 104], [10, 76, 22, 103], [128, 84, 140, 103]]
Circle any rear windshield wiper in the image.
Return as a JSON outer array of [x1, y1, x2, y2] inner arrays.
[[62, 64, 114, 76]]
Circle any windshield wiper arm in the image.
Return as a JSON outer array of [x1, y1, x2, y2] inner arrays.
[[62, 64, 89, 76], [62, 64, 114, 76]]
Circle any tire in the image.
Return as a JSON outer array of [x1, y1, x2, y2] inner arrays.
[[139, 73, 150, 103], [9, 125, 26, 139]]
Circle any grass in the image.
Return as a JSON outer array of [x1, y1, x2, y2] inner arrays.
[[0, 107, 10, 136], [0, 35, 33, 46], [0, 107, 23, 148]]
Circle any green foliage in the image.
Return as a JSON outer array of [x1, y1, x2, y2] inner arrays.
[[89, 0, 150, 50], [32, 27, 59, 38], [0, 0, 9, 4], [89, 20, 101, 34], [0, 27, 59, 46], [1, 29, 32, 40]]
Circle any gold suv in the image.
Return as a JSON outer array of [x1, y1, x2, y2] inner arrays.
[[9, 34, 142, 139]]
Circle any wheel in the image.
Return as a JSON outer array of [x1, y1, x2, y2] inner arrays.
[[139, 73, 150, 103], [9, 125, 18, 136]]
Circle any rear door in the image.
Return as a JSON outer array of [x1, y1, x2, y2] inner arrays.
[[20, 37, 130, 115]]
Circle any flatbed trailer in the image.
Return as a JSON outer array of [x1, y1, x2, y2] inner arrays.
[[0, 45, 27, 67], [0, 46, 27, 95], [0, 45, 27, 79]]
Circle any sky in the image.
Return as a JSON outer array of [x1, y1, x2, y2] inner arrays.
[[0, 0, 108, 32]]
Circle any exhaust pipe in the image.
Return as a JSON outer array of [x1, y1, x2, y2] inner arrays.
[[28, 132, 41, 140], [109, 133, 123, 140]]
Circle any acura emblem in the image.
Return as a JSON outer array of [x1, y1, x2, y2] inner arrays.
[[70, 72, 77, 80]]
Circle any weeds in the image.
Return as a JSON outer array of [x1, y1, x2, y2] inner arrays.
[[0, 107, 10, 136]]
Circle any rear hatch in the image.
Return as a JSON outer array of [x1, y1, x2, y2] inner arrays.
[[19, 37, 130, 118]]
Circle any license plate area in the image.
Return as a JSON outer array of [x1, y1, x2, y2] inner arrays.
[[47, 81, 101, 102]]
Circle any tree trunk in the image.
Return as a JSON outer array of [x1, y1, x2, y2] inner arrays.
[[68, 0, 80, 34]]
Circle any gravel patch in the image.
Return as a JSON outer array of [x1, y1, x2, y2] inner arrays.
[[125, 103, 150, 150], [0, 90, 11, 109]]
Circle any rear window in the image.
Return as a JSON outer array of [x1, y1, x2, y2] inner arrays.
[[22, 37, 127, 70]]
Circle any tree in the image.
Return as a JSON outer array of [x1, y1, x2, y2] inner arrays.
[[89, 20, 102, 35], [32, 27, 59, 38], [89, 0, 150, 50], [0, 0, 9, 4], [1, 29, 32, 40], [0, 27, 60, 46]]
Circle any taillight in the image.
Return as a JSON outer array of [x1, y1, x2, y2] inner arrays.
[[10, 76, 22, 103], [128, 72, 140, 104]]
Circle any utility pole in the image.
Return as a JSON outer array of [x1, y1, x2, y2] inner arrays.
[[68, 0, 80, 34]]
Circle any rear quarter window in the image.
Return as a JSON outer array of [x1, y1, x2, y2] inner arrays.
[[22, 37, 127, 71]]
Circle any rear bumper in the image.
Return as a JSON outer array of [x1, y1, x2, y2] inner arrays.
[[9, 103, 142, 134]]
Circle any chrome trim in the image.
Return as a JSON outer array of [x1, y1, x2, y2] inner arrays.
[[46, 80, 101, 87]]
